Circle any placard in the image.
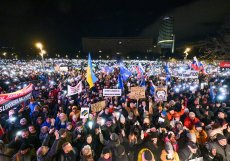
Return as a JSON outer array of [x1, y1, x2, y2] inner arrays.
[[154, 86, 167, 102], [172, 70, 198, 79], [80, 107, 89, 119], [103, 89, 121, 96], [59, 66, 68, 72], [91, 101, 106, 113], [128, 87, 145, 99]]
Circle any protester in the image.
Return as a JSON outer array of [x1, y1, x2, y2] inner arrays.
[[0, 58, 229, 161]]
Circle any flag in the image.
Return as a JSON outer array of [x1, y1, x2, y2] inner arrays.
[[139, 77, 146, 87], [199, 62, 207, 75], [164, 63, 170, 74], [86, 53, 98, 88], [120, 64, 131, 81], [210, 86, 215, 103], [101, 65, 113, 74], [136, 63, 145, 78], [191, 57, 200, 71], [67, 81, 83, 96], [150, 82, 155, 96], [118, 74, 124, 90]]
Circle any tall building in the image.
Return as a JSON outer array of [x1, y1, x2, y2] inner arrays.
[[157, 16, 175, 53]]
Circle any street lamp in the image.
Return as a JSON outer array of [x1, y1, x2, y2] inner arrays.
[[184, 47, 191, 60], [35, 42, 46, 71], [3, 52, 7, 58]]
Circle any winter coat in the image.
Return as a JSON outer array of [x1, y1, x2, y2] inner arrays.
[[37, 139, 58, 161], [12, 150, 36, 161], [190, 128, 208, 146], [137, 148, 155, 161], [160, 149, 180, 161], [209, 142, 230, 161], [178, 146, 202, 161], [184, 117, 200, 130]]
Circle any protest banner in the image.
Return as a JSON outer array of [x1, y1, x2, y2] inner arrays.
[[103, 89, 121, 97], [154, 86, 167, 102], [128, 87, 145, 99], [91, 100, 106, 113], [67, 81, 82, 96], [0, 84, 33, 113], [172, 70, 198, 79], [80, 107, 90, 119]]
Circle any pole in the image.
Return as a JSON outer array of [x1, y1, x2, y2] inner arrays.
[[41, 54, 45, 71]]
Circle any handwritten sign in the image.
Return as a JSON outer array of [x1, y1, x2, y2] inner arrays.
[[128, 87, 145, 99], [91, 101, 106, 113]]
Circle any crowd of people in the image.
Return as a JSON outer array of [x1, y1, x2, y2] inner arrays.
[[0, 58, 229, 161]]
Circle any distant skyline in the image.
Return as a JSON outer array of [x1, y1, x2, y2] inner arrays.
[[0, 0, 230, 56]]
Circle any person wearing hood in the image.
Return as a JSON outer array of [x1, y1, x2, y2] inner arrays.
[[113, 144, 129, 161], [204, 144, 223, 161]]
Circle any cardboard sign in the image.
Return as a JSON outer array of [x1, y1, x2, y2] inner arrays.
[[154, 86, 167, 102], [91, 101, 106, 113], [103, 89, 121, 96], [129, 87, 145, 99], [80, 107, 89, 119]]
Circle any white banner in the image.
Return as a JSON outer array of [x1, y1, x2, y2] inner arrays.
[[172, 70, 198, 79], [80, 107, 89, 119], [59, 66, 68, 72], [103, 89, 121, 96], [67, 81, 82, 96]]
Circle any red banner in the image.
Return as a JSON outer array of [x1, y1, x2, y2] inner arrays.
[[0, 84, 33, 105], [220, 62, 230, 68]]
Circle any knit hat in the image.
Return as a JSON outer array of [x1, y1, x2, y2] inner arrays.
[[216, 134, 226, 141], [102, 147, 111, 154], [165, 142, 173, 152]]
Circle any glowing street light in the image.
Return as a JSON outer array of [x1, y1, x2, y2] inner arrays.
[[2, 52, 7, 58], [35, 42, 46, 71], [184, 47, 191, 60]]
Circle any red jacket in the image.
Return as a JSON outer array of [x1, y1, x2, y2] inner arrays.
[[184, 117, 200, 130]]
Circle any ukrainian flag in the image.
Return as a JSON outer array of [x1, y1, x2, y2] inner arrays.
[[86, 53, 98, 88]]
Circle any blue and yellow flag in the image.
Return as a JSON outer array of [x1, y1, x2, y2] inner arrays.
[[86, 53, 98, 88]]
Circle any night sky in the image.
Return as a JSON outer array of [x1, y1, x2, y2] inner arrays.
[[0, 0, 230, 56]]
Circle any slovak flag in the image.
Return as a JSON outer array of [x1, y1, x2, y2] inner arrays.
[[67, 81, 83, 96], [191, 57, 200, 71], [136, 63, 145, 78], [199, 62, 207, 75]]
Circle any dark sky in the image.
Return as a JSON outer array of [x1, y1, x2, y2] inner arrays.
[[0, 0, 229, 55]]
